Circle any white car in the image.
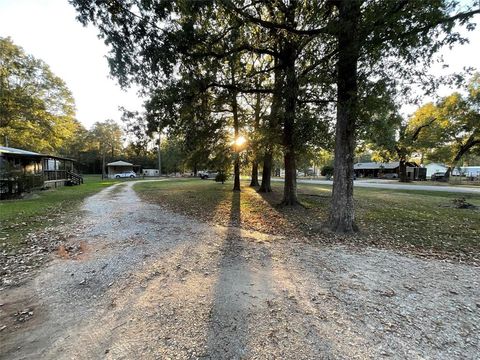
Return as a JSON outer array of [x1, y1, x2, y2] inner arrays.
[[198, 170, 218, 179], [114, 171, 137, 179]]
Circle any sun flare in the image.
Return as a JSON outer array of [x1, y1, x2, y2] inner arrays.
[[234, 135, 247, 147]]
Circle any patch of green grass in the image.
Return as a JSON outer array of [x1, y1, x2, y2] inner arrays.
[[0, 175, 119, 249], [134, 179, 480, 260], [296, 183, 480, 253]]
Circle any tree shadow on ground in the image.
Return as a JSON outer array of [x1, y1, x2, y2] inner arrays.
[[255, 185, 333, 238], [205, 190, 277, 358], [204, 189, 340, 358]]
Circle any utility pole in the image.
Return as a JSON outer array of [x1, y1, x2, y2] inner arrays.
[[102, 151, 106, 180], [157, 126, 162, 177]]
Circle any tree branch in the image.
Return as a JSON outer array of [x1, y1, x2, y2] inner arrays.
[[410, 117, 436, 141], [220, 0, 335, 36], [206, 82, 274, 94], [298, 98, 336, 105], [377, 8, 480, 44], [188, 43, 277, 59]]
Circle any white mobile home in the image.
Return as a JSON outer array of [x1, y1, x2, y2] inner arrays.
[[423, 163, 448, 179]]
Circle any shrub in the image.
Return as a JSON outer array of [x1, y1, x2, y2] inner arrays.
[[215, 172, 228, 184], [321, 165, 334, 176]]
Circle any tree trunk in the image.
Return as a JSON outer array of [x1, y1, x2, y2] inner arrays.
[[329, 0, 361, 233], [250, 161, 259, 187], [233, 155, 241, 191], [259, 56, 283, 193], [399, 158, 408, 182], [250, 83, 261, 188], [282, 149, 297, 205], [445, 137, 480, 180], [231, 64, 241, 192], [281, 38, 299, 206], [259, 151, 273, 192], [444, 166, 452, 179]]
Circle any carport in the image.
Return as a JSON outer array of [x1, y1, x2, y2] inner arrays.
[[106, 160, 134, 179]]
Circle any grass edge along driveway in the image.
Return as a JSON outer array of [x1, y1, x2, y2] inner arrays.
[[0, 175, 122, 250]]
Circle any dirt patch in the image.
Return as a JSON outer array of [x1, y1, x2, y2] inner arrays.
[[0, 284, 44, 341]]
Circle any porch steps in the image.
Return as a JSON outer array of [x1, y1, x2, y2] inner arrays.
[[66, 171, 83, 186]]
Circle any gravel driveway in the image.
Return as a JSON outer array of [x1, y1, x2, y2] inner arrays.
[[1, 181, 479, 359]]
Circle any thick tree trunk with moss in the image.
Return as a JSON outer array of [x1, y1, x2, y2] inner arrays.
[[282, 147, 298, 205], [330, 0, 361, 233]]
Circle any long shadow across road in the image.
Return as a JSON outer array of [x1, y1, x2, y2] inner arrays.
[[205, 191, 276, 358]]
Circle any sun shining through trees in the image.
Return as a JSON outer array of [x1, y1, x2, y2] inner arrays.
[[234, 135, 247, 148]]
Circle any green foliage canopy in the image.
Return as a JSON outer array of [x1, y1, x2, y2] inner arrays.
[[0, 37, 79, 153]]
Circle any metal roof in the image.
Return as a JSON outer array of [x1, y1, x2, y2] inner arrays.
[[107, 160, 134, 167], [0, 146, 41, 156], [0, 146, 75, 162], [354, 162, 400, 170]]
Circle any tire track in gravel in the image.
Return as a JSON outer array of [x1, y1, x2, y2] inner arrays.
[[1, 180, 479, 359]]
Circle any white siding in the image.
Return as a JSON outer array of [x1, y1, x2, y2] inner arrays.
[[424, 163, 448, 178]]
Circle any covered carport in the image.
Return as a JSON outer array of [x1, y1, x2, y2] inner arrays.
[[106, 160, 135, 178]]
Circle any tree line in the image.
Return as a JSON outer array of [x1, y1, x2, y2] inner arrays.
[[0, 37, 191, 175]]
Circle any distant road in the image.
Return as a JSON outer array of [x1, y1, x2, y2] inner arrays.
[[272, 178, 480, 194]]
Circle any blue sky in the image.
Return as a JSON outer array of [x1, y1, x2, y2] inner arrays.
[[0, 0, 479, 128]]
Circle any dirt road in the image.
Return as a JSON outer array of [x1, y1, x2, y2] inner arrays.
[[1, 181, 479, 359]]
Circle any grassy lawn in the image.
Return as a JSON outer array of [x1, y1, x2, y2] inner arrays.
[[134, 179, 480, 261], [0, 175, 120, 249]]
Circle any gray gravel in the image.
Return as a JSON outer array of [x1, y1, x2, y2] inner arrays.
[[1, 180, 479, 359]]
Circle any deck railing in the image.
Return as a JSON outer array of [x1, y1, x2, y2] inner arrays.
[[0, 173, 44, 199], [43, 170, 67, 181]]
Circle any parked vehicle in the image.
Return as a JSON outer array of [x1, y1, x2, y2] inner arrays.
[[115, 171, 137, 179], [198, 170, 218, 179], [381, 173, 398, 179], [431, 172, 445, 181]]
